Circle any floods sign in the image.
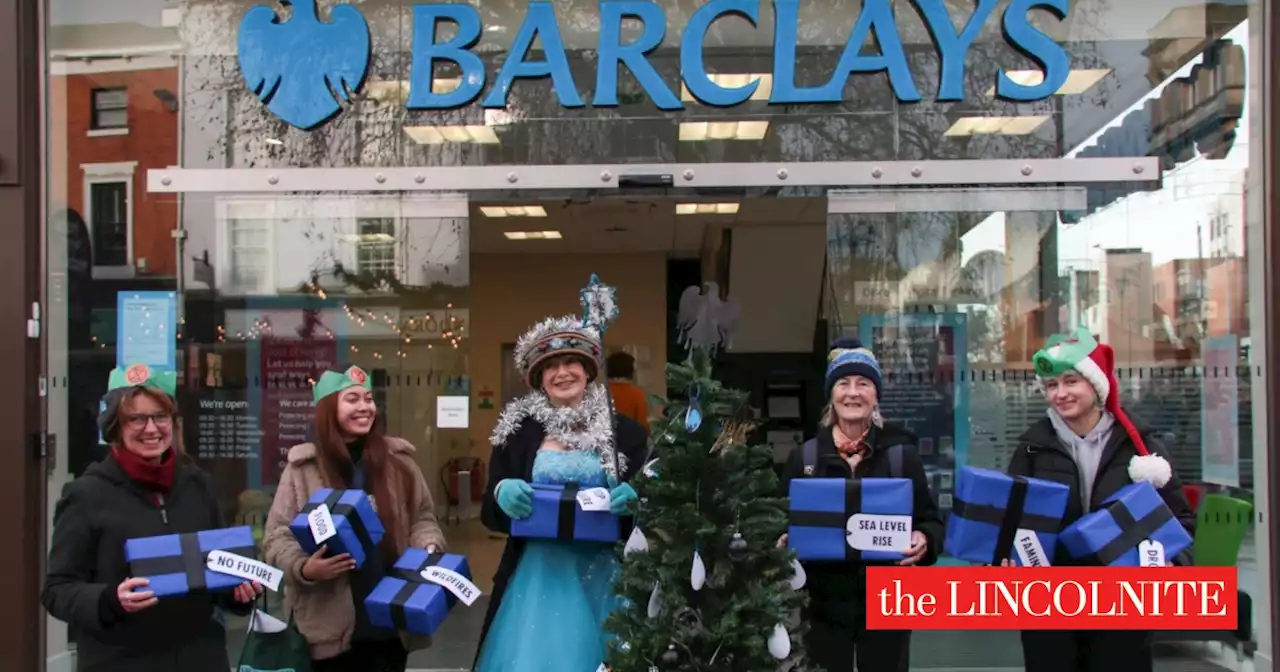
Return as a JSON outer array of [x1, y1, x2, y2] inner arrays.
[[238, 0, 1071, 130]]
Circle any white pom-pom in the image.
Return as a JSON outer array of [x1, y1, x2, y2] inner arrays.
[[1128, 453, 1173, 488]]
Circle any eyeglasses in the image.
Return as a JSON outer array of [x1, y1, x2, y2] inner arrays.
[[123, 413, 174, 430]]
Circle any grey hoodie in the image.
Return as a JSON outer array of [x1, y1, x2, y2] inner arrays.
[[1046, 408, 1115, 512]]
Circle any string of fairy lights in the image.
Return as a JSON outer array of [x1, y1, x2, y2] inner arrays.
[[94, 283, 467, 365]]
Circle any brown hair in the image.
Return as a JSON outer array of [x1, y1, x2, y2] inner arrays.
[[312, 392, 412, 558], [110, 387, 191, 461]]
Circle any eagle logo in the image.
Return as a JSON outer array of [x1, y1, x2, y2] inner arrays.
[[237, 0, 371, 130]]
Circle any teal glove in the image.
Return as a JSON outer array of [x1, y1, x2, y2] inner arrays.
[[496, 479, 534, 520], [608, 475, 638, 515]]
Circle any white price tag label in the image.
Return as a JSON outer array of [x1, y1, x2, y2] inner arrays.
[[307, 504, 337, 546], [1013, 529, 1051, 567], [1138, 539, 1166, 567], [846, 513, 912, 552], [420, 566, 483, 606], [575, 487, 612, 512], [207, 550, 284, 592]]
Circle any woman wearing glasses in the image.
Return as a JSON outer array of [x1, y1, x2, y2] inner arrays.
[[42, 363, 263, 672]]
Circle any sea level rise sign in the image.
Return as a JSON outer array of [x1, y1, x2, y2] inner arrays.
[[238, 0, 1071, 130]]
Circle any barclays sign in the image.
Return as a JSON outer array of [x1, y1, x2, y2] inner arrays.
[[239, 0, 1071, 130]]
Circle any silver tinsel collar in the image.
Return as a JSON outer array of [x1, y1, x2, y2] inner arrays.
[[490, 383, 625, 479]]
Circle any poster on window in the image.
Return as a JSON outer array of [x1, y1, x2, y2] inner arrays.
[[243, 297, 348, 488], [116, 291, 178, 371], [858, 312, 969, 514], [1200, 335, 1240, 488]]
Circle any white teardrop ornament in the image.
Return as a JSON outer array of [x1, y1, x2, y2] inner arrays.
[[690, 550, 707, 591], [624, 526, 649, 557], [647, 582, 662, 618], [642, 457, 660, 478], [768, 623, 792, 659], [789, 558, 806, 590]]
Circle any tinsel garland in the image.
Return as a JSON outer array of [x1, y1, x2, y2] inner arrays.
[[490, 383, 625, 479]]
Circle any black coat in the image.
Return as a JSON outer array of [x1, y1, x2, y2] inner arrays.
[[779, 423, 945, 624], [41, 453, 251, 672], [473, 414, 650, 663], [1007, 417, 1196, 566]]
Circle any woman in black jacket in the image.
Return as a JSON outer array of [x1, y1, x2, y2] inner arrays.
[[472, 315, 650, 671], [1008, 329, 1195, 672], [778, 338, 945, 672], [42, 364, 262, 672]]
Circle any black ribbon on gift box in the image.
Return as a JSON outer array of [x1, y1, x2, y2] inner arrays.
[[557, 482, 580, 542], [789, 480, 865, 562], [128, 534, 256, 593], [385, 552, 453, 631], [951, 476, 1062, 565], [1080, 501, 1175, 566], [301, 490, 375, 554]]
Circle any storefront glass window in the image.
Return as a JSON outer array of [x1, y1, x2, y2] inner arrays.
[[43, 1, 1268, 670]]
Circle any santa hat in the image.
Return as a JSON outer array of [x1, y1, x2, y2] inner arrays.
[[1032, 328, 1172, 488]]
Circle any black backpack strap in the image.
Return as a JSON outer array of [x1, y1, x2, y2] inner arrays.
[[886, 444, 905, 478], [801, 439, 819, 476]]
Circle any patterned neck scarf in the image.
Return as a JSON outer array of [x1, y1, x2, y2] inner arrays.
[[832, 423, 870, 459]]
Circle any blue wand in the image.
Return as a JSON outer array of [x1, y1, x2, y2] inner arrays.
[[580, 273, 622, 477]]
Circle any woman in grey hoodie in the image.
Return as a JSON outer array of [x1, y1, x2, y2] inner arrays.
[[1005, 328, 1195, 672]]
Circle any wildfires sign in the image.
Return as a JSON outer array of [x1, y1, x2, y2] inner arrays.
[[865, 567, 1237, 630]]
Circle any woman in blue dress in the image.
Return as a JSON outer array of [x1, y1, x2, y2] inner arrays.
[[475, 315, 650, 672]]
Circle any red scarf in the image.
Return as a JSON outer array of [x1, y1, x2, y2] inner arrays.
[[112, 445, 176, 502], [832, 424, 870, 459]]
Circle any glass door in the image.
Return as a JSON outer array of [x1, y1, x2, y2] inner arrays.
[[826, 179, 1256, 671]]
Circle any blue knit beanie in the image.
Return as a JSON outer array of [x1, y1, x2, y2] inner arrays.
[[824, 337, 883, 399]]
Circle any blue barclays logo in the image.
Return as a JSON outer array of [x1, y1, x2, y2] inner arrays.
[[237, 0, 371, 130], [238, 0, 1071, 130]]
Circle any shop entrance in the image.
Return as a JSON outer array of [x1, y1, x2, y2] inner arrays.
[[142, 157, 1172, 671]]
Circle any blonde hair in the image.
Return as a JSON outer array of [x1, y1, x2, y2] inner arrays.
[[820, 403, 835, 427]]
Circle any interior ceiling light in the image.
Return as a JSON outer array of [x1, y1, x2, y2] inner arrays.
[[504, 230, 562, 240], [676, 203, 740, 215], [681, 73, 773, 102], [480, 206, 548, 218], [944, 115, 1050, 137], [404, 125, 500, 145], [679, 120, 769, 142], [986, 69, 1111, 97]]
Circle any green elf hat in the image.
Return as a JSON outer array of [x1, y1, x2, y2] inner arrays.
[[313, 365, 372, 403], [107, 363, 178, 398], [1032, 327, 1172, 488]]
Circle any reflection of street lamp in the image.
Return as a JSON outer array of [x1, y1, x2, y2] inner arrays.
[[153, 89, 179, 113]]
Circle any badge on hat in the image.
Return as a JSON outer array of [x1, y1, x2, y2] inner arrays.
[[125, 363, 151, 386]]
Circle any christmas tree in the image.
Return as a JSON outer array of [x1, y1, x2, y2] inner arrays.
[[604, 346, 815, 671]]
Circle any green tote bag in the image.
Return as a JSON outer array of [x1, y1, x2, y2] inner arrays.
[[237, 604, 312, 672]]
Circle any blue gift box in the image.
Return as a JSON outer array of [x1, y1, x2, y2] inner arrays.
[[788, 478, 914, 562], [945, 466, 1070, 566], [509, 483, 620, 543], [365, 549, 475, 636], [1060, 482, 1193, 566], [289, 488, 386, 568], [124, 526, 257, 597]]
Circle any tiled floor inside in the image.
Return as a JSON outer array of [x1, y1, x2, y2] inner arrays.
[[222, 518, 1260, 671]]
